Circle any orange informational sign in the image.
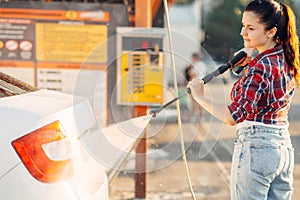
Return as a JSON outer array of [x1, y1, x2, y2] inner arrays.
[[0, 8, 109, 67], [0, 3, 111, 127], [0, 8, 110, 22]]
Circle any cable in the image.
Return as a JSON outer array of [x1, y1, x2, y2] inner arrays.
[[162, 0, 197, 199]]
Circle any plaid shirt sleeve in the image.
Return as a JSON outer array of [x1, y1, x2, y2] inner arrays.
[[228, 63, 268, 123]]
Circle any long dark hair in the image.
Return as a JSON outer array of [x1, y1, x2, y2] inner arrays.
[[245, 0, 300, 86]]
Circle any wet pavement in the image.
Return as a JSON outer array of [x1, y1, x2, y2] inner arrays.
[[109, 83, 300, 200]]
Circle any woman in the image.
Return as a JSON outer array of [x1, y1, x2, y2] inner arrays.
[[187, 0, 299, 199]]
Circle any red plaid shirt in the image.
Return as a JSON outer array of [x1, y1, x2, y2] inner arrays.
[[228, 45, 295, 126]]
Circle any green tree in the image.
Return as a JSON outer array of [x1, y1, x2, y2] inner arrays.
[[201, 0, 298, 63], [176, 0, 195, 4], [201, 0, 245, 62]]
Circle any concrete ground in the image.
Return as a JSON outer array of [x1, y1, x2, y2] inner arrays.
[[109, 83, 300, 200]]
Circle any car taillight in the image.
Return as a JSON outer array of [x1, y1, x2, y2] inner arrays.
[[11, 120, 73, 183]]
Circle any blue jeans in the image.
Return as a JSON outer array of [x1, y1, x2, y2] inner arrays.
[[230, 125, 294, 200]]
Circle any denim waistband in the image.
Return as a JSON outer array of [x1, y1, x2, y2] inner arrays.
[[236, 125, 290, 138]]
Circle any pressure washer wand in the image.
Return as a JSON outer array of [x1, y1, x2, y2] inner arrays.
[[149, 88, 191, 117], [149, 51, 247, 118]]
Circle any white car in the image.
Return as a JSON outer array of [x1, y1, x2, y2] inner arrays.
[[0, 89, 109, 200]]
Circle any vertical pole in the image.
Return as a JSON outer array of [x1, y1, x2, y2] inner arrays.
[[135, 0, 152, 27], [134, 0, 152, 199], [134, 106, 148, 199]]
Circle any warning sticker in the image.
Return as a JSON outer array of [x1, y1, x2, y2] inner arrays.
[[19, 40, 33, 51], [5, 40, 18, 51]]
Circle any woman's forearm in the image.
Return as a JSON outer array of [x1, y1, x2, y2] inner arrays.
[[193, 94, 236, 126], [187, 79, 236, 126]]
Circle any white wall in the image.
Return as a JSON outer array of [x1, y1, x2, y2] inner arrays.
[[165, 1, 202, 85]]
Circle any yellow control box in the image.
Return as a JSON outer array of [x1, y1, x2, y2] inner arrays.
[[117, 27, 166, 105]]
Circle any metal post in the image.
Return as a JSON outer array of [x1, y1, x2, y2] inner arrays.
[[134, 106, 148, 199], [134, 0, 152, 198]]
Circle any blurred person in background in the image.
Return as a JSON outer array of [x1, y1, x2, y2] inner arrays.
[[184, 52, 206, 122], [187, 0, 299, 199], [192, 52, 207, 80]]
